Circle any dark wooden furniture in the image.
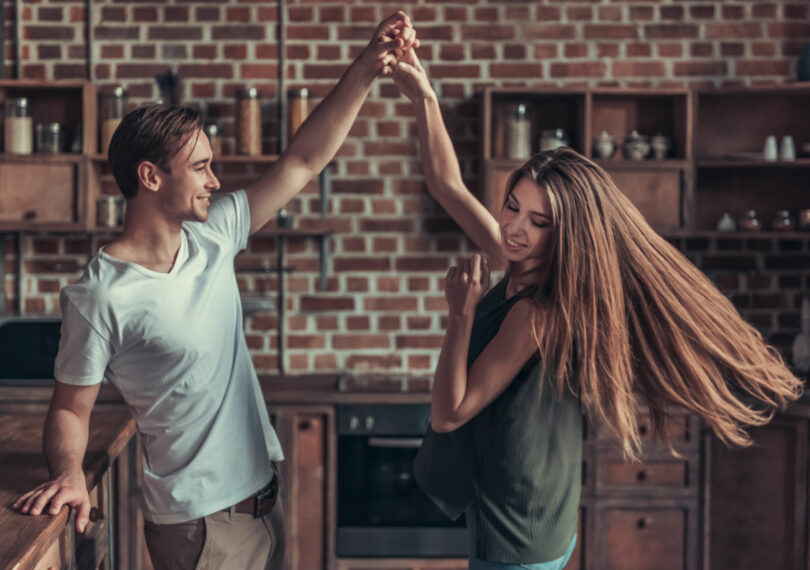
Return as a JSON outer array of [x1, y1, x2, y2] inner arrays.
[[0, 409, 140, 570], [480, 84, 810, 233]]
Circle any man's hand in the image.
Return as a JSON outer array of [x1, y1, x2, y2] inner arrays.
[[392, 49, 435, 102], [359, 10, 420, 77], [13, 470, 92, 533]]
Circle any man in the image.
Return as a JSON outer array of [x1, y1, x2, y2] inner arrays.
[[13, 11, 417, 569]]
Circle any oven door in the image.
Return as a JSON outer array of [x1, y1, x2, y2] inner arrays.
[[337, 404, 467, 558]]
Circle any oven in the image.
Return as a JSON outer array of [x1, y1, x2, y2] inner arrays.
[[337, 404, 467, 558], [0, 317, 61, 386]]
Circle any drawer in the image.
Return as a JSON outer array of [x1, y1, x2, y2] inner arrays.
[[603, 508, 688, 570], [638, 415, 693, 444], [0, 161, 79, 224], [600, 459, 690, 489]]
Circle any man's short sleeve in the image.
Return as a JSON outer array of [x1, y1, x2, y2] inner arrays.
[[197, 189, 251, 256], [54, 296, 113, 386]]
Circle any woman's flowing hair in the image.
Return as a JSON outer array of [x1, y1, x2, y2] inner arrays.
[[506, 147, 803, 460]]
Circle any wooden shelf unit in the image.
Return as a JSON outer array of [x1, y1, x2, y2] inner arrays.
[[480, 84, 810, 232]]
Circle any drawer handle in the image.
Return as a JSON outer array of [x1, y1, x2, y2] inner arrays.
[[299, 419, 313, 430], [23, 210, 37, 221], [89, 506, 101, 522], [639, 424, 649, 436], [636, 469, 648, 482], [637, 517, 650, 529]]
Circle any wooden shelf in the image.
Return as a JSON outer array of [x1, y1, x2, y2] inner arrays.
[[0, 153, 83, 163], [91, 153, 280, 163], [596, 159, 690, 170], [659, 229, 810, 239], [696, 158, 810, 168]]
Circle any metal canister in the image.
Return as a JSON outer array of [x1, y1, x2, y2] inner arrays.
[[97, 195, 120, 228]]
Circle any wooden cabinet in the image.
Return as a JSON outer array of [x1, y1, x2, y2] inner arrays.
[[0, 80, 96, 231], [706, 412, 809, 570], [270, 404, 336, 570], [480, 84, 810, 233]]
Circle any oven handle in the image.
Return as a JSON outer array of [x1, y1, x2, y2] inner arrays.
[[367, 437, 424, 448]]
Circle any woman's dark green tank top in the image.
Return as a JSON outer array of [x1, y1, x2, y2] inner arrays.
[[413, 278, 582, 563]]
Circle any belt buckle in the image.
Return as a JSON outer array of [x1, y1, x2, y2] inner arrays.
[[253, 476, 278, 518]]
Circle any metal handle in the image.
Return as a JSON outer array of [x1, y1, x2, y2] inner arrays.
[[636, 469, 648, 482], [367, 437, 423, 448]]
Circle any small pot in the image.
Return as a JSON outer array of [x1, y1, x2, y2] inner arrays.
[[623, 130, 650, 161]]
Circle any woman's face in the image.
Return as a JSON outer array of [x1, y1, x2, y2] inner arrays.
[[498, 177, 554, 267]]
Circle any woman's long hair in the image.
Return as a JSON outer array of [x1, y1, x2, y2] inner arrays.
[[507, 147, 803, 459]]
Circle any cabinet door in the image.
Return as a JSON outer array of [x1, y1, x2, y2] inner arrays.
[[599, 507, 689, 570], [272, 405, 334, 570], [0, 161, 79, 225], [708, 417, 808, 570]]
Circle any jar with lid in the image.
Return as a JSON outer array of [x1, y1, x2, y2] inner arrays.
[[540, 128, 568, 152], [772, 210, 795, 232], [738, 210, 762, 232], [36, 123, 62, 154], [5, 97, 33, 155], [97, 195, 124, 228], [204, 123, 222, 156], [236, 87, 262, 156], [287, 88, 309, 147], [503, 103, 530, 160], [99, 86, 127, 154]]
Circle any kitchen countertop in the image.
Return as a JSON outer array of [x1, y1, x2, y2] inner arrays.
[[0, 410, 135, 570]]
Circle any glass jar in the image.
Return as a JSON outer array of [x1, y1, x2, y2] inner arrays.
[[738, 210, 762, 232], [772, 210, 795, 232], [204, 123, 222, 156], [540, 128, 568, 152], [99, 86, 127, 154], [4, 97, 33, 155], [97, 195, 122, 228], [236, 87, 262, 156], [287, 88, 309, 147], [503, 103, 530, 160], [36, 123, 62, 154]]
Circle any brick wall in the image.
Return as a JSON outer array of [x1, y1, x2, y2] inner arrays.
[[3, 0, 810, 375]]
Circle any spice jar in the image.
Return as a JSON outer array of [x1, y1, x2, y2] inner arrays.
[[503, 103, 530, 160], [4, 97, 33, 155], [738, 210, 762, 232], [236, 87, 262, 156], [540, 128, 568, 152], [36, 123, 62, 154], [287, 88, 309, 146], [772, 210, 795, 232], [204, 123, 222, 156], [99, 86, 127, 154], [97, 195, 123, 228]]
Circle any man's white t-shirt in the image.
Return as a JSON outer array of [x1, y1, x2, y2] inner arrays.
[[54, 190, 284, 524]]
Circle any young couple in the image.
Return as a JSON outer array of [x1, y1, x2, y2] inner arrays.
[[13, 10, 802, 570]]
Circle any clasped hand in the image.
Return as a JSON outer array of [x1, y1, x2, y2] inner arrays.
[[445, 254, 491, 317]]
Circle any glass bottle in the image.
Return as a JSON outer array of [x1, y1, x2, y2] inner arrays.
[[204, 123, 222, 156], [503, 103, 530, 160], [99, 86, 127, 154], [738, 210, 762, 232], [772, 210, 795, 232], [36, 123, 62, 154], [287, 88, 309, 147], [4, 97, 33, 155], [236, 87, 262, 156]]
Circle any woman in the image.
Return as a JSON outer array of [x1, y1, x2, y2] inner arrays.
[[392, 52, 803, 569]]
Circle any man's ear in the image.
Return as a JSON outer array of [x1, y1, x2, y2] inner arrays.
[[136, 161, 163, 193]]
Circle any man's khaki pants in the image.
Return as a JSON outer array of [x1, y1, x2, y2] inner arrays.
[[144, 496, 285, 570]]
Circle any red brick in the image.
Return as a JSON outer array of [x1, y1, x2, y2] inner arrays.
[[364, 297, 418, 311], [396, 335, 445, 349], [334, 335, 390, 349], [376, 276, 400, 292], [257, 6, 277, 22], [289, 7, 313, 22], [427, 65, 480, 79], [194, 7, 219, 22], [25, 26, 74, 40], [314, 354, 337, 370], [425, 297, 448, 311], [148, 26, 201, 40], [341, 237, 367, 253], [443, 7, 467, 21], [737, 60, 790, 75], [768, 23, 810, 38], [134, 7, 158, 22], [300, 296, 354, 311], [657, 43, 683, 58], [37, 45, 62, 59], [178, 64, 233, 79], [644, 25, 699, 40], [785, 4, 808, 19], [472, 44, 497, 59], [491, 64, 543, 79], [345, 355, 401, 370], [372, 199, 397, 215], [395, 257, 450, 271], [525, 25, 576, 40], [100, 45, 123, 59], [68, 46, 86, 59], [408, 356, 433, 370], [316, 316, 339, 330], [100, 7, 124, 22], [162, 45, 188, 60], [722, 6, 745, 20], [706, 23, 763, 39], [550, 62, 606, 78], [360, 219, 415, 233], [212, 26, 266, 40], [256, 44, 278, 59], [690, 43, 714, 57], [584, 25, 637, 40], [598, 6, 622, 22], [320, 6, 344, 21], [505, 44, 527, 59], [165, 7, 189, 22], [752, 4, 777, 18], [408, 277, 431, 292], [287, 335, 326, 349], [673, 61, 727, 76], [193, 45, 217, 60], [346, 316, 370, 330], [440, 44, 465, 61], [242, 64, 278, 79], [751, 42, 777, 57], [346, 277, 369, 293], [350, 7, 377, 22], [333, 180, 384, 195], [612, 61, 665, 77], [626, 43, 651, 57], [333, 257, 391, 272], [25, 298, 46, 314], [474, 7, 497, 21], [534, 44, 559, 59], [224, 45, 247, 60], [416, 26, 454, 41], [660, 6, 684, 20], [378, 316, 401, 332], [288, 355, 309, 371], [226, 6, 251, 22], [567, 6, 592, 21], [629, 7, 654, 21], [54, 64, 85, 79]]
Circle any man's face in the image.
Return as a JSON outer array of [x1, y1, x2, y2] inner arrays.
[[160, 129, 220, 223]]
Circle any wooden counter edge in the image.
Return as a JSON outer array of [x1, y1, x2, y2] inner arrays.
[[5, 413, 136, 570]]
